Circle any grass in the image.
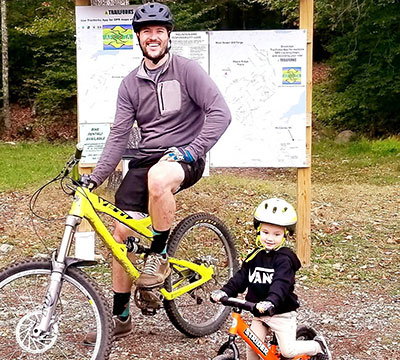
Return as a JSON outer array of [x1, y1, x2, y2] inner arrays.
[[299, 231, 399, 293], [1, 138, 399, 294], [312, 137, 400, 185], [0, 142, 74, 192]]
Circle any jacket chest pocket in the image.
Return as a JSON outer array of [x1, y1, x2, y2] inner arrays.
[[157, 80, 181, 116]]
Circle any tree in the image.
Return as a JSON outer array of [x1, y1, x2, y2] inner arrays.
[[9, 0, 77, 117], [254, 0, 400, 135], [1, 0, 10, 130], [313, 0, 400, 135]]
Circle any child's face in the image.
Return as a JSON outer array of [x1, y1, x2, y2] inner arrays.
[[259, 223, 285, 250]]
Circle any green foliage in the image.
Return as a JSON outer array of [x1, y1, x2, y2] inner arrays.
[[4, 0, 400, 136], [8, 0, 76, 116], [255, 0, 400, 136], [165, 1, 221, 31], [314, 0, 400, 135]]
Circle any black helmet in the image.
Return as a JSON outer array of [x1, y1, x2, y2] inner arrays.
[[132, 2, 173, 33]]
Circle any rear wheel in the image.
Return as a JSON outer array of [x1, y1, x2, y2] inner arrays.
[[296, 325, 318, 340], [164, 213, 238, 337], [0, 260, 113, 359]]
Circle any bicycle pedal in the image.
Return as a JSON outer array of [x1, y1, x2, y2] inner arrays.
[[140, 308, 158, 316], [134, 288, 163, 315]]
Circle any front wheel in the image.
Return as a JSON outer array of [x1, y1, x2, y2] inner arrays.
[[0, 259, 113, 359], [164, 213, 239, 337], [212, 355, 236, 360]]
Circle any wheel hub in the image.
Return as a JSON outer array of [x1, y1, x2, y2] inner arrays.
[[15, 310, 58, 354]]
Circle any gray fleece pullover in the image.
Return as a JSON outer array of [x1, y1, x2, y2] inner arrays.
[[91, 54, 231, 186]]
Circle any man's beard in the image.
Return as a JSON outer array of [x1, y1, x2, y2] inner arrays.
[[140, 42, 169, 65]]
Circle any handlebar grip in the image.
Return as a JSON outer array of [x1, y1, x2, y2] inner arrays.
[[75, 143, 84, 160], [220, 297, 257, 313]]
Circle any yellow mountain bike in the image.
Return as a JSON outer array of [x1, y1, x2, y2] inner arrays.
[[0, 145, 238, 360]]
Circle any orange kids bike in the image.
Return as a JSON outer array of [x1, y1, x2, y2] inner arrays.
[[212, 297, 323, 360]]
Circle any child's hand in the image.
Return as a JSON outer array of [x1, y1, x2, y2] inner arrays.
[[210, 290, 227, 303], [256, 301, 275, 316]]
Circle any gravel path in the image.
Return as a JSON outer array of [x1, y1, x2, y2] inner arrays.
[[1, 179, 399, 359]]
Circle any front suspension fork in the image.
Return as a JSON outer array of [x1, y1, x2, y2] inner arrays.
[[33, 215, 81, 336]]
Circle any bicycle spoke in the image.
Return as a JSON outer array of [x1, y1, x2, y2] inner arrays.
[[0, 261, 112, 359]]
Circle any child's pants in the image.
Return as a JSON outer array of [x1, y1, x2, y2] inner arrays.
[[246, 311, 321, 360]]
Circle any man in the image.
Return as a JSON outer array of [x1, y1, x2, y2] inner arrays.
[[84, 2, 231, 344]]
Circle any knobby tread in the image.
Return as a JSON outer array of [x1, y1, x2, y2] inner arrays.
[[164, 213, 238, 337], [0, 258, 114, 360], [212, 355, 235, 360]]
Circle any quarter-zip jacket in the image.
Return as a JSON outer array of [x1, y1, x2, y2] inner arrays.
[[91, 54, 231, 186], [221, 247, 302, 315]]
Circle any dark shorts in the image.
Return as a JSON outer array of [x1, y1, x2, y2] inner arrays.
[[115, 153, 205, 213]]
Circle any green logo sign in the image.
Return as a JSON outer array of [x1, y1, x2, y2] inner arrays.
[[282, 67, 301, 84], [103, 25, 133, 50]]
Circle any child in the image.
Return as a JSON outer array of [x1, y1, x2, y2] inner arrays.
[[211, 198, 331, 360]]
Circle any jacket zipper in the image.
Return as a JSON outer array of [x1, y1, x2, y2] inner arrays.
[[159, 82, 165, 111]]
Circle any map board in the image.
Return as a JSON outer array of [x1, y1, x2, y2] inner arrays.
[[75, 6, 307, 167]]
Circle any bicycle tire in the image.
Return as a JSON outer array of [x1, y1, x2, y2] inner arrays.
[[212, 355, 235, 360], [164, 213, 239, 337], [296, 325, 318, 341], [0, 259, 113, 360]]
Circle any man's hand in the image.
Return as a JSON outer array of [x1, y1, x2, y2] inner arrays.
[[210, 290, 227, 303], [255, 301, 275, 316], [80, 174, 97, 191], [160, 147, 194, 163]]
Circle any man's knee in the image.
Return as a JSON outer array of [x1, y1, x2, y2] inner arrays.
[[148, 162, 183, 197]]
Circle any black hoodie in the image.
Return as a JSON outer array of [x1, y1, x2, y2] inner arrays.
[[221, 247, 302, 315]]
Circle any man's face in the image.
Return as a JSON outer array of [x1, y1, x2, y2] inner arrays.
[[138, 25, 169, 64]]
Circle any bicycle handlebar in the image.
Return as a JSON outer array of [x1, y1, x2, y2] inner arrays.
[[60, 143, 84, 182], [219, 296, 257, 313], [74, 143, 84, 161]]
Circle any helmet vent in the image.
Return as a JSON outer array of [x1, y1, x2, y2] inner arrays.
[[283, 207, 288, 212], [272, 206, 277, 213]]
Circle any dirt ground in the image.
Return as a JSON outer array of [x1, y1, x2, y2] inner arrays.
[[0, 173, 399, 359], [1, 100, 399, 359]]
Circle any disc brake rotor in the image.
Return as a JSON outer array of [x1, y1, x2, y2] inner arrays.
[[15, 310, 58, 354]]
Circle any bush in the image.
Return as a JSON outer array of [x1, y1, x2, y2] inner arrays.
[[313, 0, 400, 136], [8, 0, 76, 117]]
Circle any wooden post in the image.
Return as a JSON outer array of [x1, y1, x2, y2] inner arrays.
[[76, 0, 91, 5], [296, 0, 313, 265], [75, 0, 93, 235]]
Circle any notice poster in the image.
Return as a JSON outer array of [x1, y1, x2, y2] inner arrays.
[[76, 6, 308, 168], [209, 30, 307, 168], [79, 123, 110, 165], [75, 6, 141, 126]]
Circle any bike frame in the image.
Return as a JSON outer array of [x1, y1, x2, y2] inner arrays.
[[223, 309, 310, 360], [62, 185, 214, 301], [31, 150, 217, 337]]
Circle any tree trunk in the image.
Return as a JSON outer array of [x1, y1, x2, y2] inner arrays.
[[1, 0, 10, 130]]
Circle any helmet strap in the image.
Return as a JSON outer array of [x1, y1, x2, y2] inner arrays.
[[255, 225, 286, 251]]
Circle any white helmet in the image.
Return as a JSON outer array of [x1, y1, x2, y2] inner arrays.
[[253, 198, 297, 231]]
